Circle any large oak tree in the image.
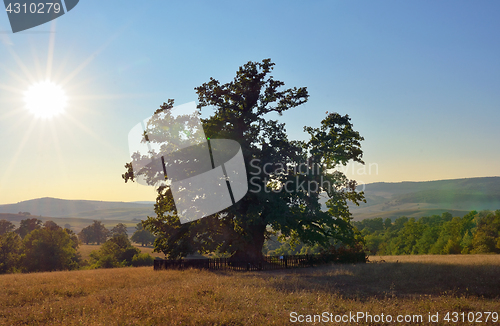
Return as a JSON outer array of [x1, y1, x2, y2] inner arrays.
[[124, 59, 365, 260]]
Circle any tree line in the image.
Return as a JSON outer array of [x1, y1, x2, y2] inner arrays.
[[353, 210, 500, 255], [0, 218, 156, 274]]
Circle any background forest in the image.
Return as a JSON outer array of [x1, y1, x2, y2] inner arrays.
[[266, 210, 500, 256]]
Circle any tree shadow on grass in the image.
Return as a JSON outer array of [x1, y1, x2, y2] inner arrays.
[[218, 262, 500, 299]]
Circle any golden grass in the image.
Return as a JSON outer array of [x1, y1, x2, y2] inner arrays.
[[1, 255, 499, 325], [369, 254, 500, 265]]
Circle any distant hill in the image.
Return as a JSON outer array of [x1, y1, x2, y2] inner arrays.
[[1, 177, 499, 225], [350, 176, 500, 221], [0, 197, 154, 219]]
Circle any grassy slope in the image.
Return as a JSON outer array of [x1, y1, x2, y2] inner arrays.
[[351, 177, 500, 221], [66, 207, 154, 221], [0, 198, 153, 218], [1, 255, 499, 325]]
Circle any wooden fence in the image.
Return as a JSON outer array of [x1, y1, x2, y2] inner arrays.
[[153, 252, 366, 271]]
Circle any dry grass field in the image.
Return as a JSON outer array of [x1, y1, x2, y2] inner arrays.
[[1, 255, 499, 325]]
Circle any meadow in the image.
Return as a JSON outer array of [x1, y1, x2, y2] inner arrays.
[[1, 255, 499, 325]]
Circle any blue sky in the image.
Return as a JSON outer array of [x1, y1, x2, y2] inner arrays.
[[0, 1, 499, 204]]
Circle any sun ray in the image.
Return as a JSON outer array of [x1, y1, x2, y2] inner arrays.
[[4, 44, 38, 85], [59, 19, 135, 87], [70, 92, 160, 101], [0, 83, 24, 95], [29, 41, 44, 80], [0, 117, 37, 188], [62, 113, 120, 154], [45, 20, 57, 81], [48, 119, 69, 181], [0, 61, 35, 88], [1, 15, 149, 204], [0, 103, 23, 121]]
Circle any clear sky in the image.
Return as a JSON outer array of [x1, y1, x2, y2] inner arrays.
[[0, 1, 499, 205]]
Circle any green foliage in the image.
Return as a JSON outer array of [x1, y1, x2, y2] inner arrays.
[[471, 210, 500, 254], [21, 225, 80, 272], [265, 233, 358, 256], [356, 210, 500, 255], [125, 59, 365, 260], [78, 220, 111, 245], [356, 217, 384, 235], [89, 234, 140, 268], [0, 232, 22, 273], [131, 253, 154, 267], [111, 223, 128, 237], [0, 221, 81, 274], [414, 226, 441, 254], [16, 218, 42, 238], [130, 222, 156, 246], [0, 219, 15, 236]]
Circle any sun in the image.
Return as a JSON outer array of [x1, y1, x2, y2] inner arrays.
[[24, 80, 67, 118]]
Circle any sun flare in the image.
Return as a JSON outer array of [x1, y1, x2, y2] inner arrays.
[[24, 80, 67, 118]]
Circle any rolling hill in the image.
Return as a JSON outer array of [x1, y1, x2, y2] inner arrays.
[[350, 176, 500, 220], [1, 177, 499, 226], [0, 198, 155, 233], [0, 197, 154, 220]]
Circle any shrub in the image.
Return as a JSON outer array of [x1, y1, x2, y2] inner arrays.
[[131, 253, 154, 267], [89, 234, 141, 269]]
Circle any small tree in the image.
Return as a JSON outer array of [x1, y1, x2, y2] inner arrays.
[[0, 232, 21, 274], [472, 210, 500, 253], [65, 228, 80, 250], [0, 219, 15, 236], [91, 220, 110, 245], [78, 220, 110, 245], [131, 253, 154, 267], [78, 225, 93, 245], [130, 222, 156, 247], [16, 218, 42, 238], [90, 234, 140, 268], [21, 227, 79, 272], [111, 223, 128, 237], [44, 220, 60, 230]]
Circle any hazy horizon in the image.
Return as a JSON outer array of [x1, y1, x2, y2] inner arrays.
[[1, 175, 499, 206]]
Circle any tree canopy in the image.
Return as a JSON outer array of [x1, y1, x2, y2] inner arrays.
[[111, 223, 128, 237], [124, 59, 365, 260], [21, 223, 80, 272], [16, 218, 42, 238], [78, 220, 111, 245], [355, 210, 500, 255], [0, 219, 15, 236], [131, 222, 156, 247], [89, 234, 142, 268]]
